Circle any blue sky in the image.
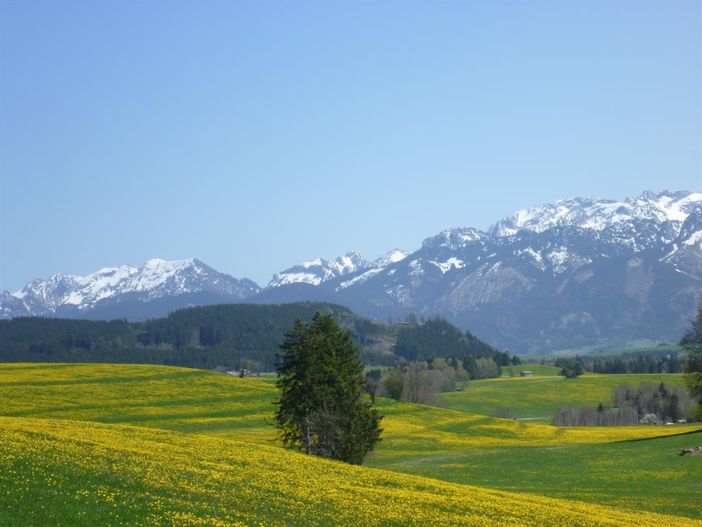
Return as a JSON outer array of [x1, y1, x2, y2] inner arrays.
[[1, 1, 700, 289]]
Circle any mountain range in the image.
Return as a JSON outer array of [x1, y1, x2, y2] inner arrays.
[[0, 258, 259, 321], [3, 190, 701, 353]]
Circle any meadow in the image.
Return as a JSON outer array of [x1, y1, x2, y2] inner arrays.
[[444, 371, 688, 420], [0, 363, 700, 525], [503, 362, 563, 376]]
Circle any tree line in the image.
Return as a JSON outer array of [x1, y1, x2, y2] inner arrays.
[[0, 305, 510, 373], [370, 355, 516, 406], [0, 303, 365, 370], [553, 349, 684, 376], [553, 305, 702, 426], [394, 317, 504, 362], [553, 382, 697, 426], [395, 318, 516, 372]]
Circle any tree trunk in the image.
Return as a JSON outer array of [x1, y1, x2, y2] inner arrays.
[[303, 413, 312, 454]]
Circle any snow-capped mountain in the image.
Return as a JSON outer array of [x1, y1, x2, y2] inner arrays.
[[1, 258, 260, 320], [255, 191, 702, 353], [267, 251, 371, 288], [492, 191, 700, 236], [334, 250, 411, 292], [372, 249, 411, 268], [3, 190, 701, 353]]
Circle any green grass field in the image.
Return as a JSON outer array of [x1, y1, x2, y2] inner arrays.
[[5, 416, 698, 527], [503, 363, 562, 376], [0, 364, 700, 525], [444, 372, 688, 420]]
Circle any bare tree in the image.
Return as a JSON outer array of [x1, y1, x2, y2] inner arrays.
[[554, 381, 696, 426], [403, 362, 441, 405], [364, 370, 382, 405], [475, 357, 499, 379], [381, 367, 405, 401]]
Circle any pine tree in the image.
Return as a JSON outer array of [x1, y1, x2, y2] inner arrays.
[[682, 304, 702, 400], [275, 312, 382, 465]]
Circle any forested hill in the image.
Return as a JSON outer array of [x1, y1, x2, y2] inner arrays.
[[395, 318, 508, 363], [0, 303, 504, 371]]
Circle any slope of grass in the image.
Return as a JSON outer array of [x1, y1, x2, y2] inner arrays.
[[0, 363, 277, 443], [372, 426, 702, 519], [505, 363, 562, 376], [443, 373, 689, 420], [366, 399, 702, 518], [1, 363, 700, 521], [0, 364, 691, 447], [1, 416, 699, 527]]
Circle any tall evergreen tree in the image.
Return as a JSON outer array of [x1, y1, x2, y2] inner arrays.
[[682, 304, 702, 400], [275, 312, 382, 465]]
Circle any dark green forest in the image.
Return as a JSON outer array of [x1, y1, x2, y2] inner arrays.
[[553, 348, 685, 375], [0, 303, 357, 370], [0, 303, 505, 372], [395, 318, 513, 364]]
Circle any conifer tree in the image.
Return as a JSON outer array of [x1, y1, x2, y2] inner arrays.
[[682, 304, 702, 400], [275, 312, 382, 465]]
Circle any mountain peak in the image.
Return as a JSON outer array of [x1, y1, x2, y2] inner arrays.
[[490, 190, 702, 237], [373, 249, 410, 268], [2, 258, 260, 319], [332, 251, 369, 273], [144, 257, 197, 271], [4, 190, 701, 353], [269, 252, 370, 288], [422, 227, 486, 250]]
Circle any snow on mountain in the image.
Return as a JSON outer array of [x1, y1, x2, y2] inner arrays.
[[288, 190, 702, 297], [431, 257, 466, 274], [334, 250, 410, 291], [271, 249, 412, 291], [275, 190, 702, 353], [268, 251, 371, 288], [492, 190, 702, 238], [683, 231, 702, 247], [422, 228, 485, 250], [3, 190, 700, 352], [373, 249, 410, 268], [336, 268, 385, 291], [1, 258, 260, 319]]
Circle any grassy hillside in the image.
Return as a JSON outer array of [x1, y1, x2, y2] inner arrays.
[[3, 416, 698, 527], [0, 363, 276, 442], [374, 430, 702, 519], [1, 363, 700, 522], [443, 373, 689, 420], [0, 364, 690, 446], [505, 363, 562, 376]]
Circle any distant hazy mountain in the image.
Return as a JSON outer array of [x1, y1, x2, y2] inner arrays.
[[3, 190, 701, 353], [0, 258, 260, 320]]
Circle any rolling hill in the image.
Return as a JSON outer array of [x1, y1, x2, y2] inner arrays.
[[441, 372, 690, 420], [5, 416, 698, 527], [0, 363, 700, 523]]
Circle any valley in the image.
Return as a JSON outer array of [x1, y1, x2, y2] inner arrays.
[[1, 363, 700, 525]]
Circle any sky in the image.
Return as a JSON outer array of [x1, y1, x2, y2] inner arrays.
[[1, 1, 700, 290]]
